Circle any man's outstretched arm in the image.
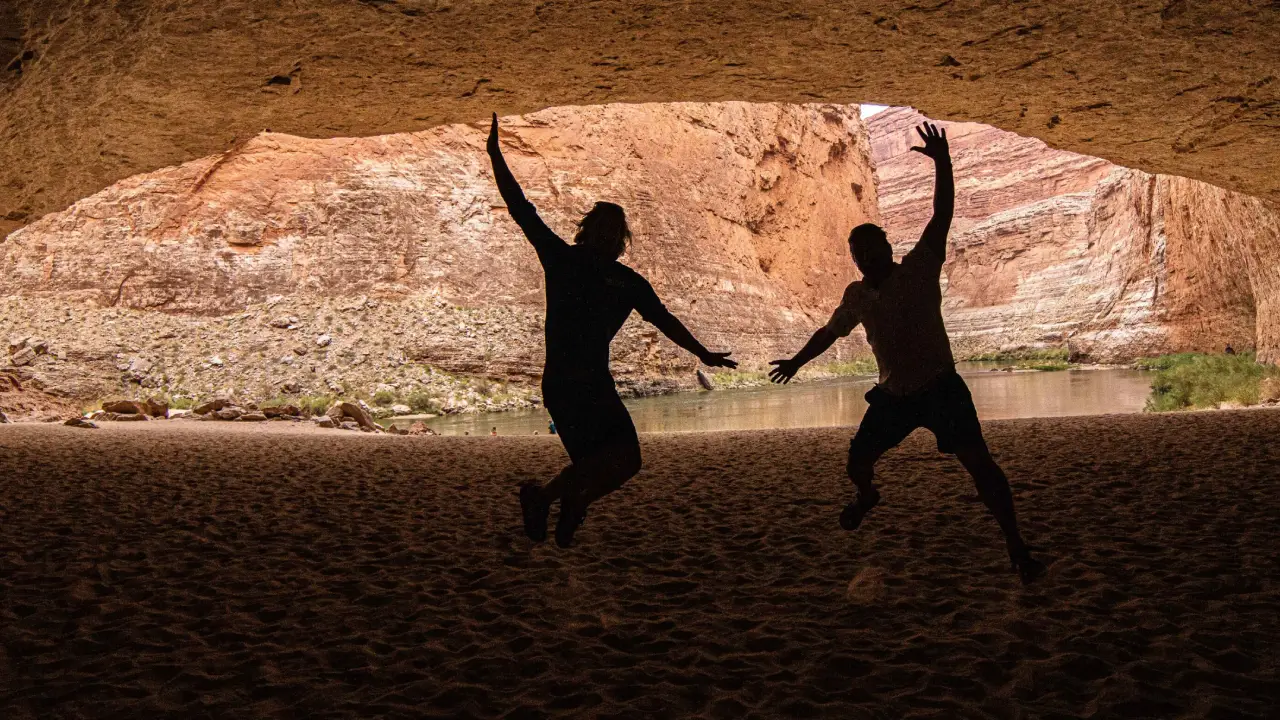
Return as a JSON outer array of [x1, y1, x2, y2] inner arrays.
[[911, 122, 953, 261], [768, 327, 839, 384]]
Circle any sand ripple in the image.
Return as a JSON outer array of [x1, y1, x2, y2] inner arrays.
[[2, 412, 1278, 718]]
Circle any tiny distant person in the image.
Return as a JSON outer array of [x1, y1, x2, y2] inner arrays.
[[491, 427, 498, 436], [768, 122, 1045, 584], [548, 420, 557, 436], [1225, 345, 1236, 355], [487, 113, 737, 548]]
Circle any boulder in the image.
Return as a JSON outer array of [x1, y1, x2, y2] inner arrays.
[[313, 416, 335, 429], [1260, 377, 1280, 404], [215, 407, 243, 421], [144, 398, 169, 418], [238, 412, 268, 422], [10, 346, 37, 366], [262, 405, 301, 418], [103, 399, 148, 415], [114, 412, 150, 421], [316, 335, 332, 347], [325, 401, 379, 432], [65, 417, 98, 428], [390, 403, 411, 415], [0, 410, 10, 423], [407, 421, 437, 436], [339, 420, 361, 431], [168, 409, 192, 419], [193, 398, 231, 415]]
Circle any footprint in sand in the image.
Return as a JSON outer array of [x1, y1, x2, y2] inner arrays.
[[846, 566, 886, 604]]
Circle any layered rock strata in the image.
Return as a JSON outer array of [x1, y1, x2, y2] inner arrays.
[[868, 107, 1280, 363], [1, 103, 879, 406]]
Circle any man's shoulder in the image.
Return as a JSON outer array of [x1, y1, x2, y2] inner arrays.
[[902, 243, 945, 276]]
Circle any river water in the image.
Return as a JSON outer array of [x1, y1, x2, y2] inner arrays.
[[403, 364, 1153, 436]]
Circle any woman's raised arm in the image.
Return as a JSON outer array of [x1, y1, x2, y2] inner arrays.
[[487, 113, 562, 255]]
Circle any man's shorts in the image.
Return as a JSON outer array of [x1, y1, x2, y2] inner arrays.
[[848, 371, 985, 462]]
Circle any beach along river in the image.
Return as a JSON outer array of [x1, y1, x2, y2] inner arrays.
[[398, 364, 1153, 436]]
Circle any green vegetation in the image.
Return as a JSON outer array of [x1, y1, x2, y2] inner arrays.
[[1139, 352, 1280, 412], [168, 396, 195, 410], [294, 395, 336, 417], [406, 390, 443, 414], [965, 347, 1071, 371], [968, 347, 1069, 363], [816, 358, 879, 377], [372, 389, 397, 407]]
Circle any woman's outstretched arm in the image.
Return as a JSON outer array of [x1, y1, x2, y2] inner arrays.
[[487, 113, 562, 254], [631, 275, 737, 368]]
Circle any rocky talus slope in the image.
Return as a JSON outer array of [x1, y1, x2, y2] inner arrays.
[[868, 107, 1280, 363], [1, 103, 879, 416]]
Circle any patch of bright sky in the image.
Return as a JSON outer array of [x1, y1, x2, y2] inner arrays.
[[860, 104, 889, 118]]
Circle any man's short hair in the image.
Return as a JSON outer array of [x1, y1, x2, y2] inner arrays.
[[849, 223, 889, 252]]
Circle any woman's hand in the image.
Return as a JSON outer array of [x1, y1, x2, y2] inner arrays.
[[487, 112, 500, 155], [700, 351, 737, 369]]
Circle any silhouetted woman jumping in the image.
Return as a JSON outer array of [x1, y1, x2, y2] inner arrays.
[[487, 113, 736, 547]]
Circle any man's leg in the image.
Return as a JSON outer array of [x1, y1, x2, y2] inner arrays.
[[842, 396, 916, 531], [953, 441, 1045, 583]]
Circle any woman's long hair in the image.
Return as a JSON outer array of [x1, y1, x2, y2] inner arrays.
[[573, 201, 631, 260]]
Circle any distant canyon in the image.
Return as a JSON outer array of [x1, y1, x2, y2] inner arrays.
[[2, 102, 1278, 417]]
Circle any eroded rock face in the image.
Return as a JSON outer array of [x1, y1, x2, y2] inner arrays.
[[869, 107, 1280, 363], [2, 0, 1278, 243], [0, 103, 878, 402]]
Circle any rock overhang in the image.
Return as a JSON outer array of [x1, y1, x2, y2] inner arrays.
[[2, 0, 1279, 240]]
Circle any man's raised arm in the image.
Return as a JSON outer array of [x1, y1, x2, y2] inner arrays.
[[911, 123, 953, 261]]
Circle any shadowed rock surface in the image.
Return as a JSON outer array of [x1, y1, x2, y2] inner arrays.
[[3, 0, 1279, 241]]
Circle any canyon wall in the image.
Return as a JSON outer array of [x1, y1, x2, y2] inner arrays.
[[0, 103, 879, 408], [868, 107, 1280, 363]]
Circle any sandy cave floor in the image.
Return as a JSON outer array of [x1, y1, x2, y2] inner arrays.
[[1, 413, 1278, 719]]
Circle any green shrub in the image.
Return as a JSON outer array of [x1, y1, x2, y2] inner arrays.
[[1142, 352, 1280, 411], [406, 391, 442, 414], [1134, 352, 1203, 371], [296, 395, 335, 417], [372, 390, 397, 407]]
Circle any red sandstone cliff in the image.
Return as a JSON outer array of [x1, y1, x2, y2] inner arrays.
[[868, 107, 1280, 364], [0, 103, 879, 404]]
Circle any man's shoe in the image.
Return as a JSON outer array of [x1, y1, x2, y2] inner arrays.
[[555, 493, 588, 548], [519, 483, 549, 542], [839, 487, 881, 531]]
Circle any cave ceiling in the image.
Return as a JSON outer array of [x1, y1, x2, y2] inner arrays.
[[2, 0, 1278, 238]]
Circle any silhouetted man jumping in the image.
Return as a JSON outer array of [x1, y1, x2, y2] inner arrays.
[[769, 123, 1046, 584], [487, 113, 737, 548]]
